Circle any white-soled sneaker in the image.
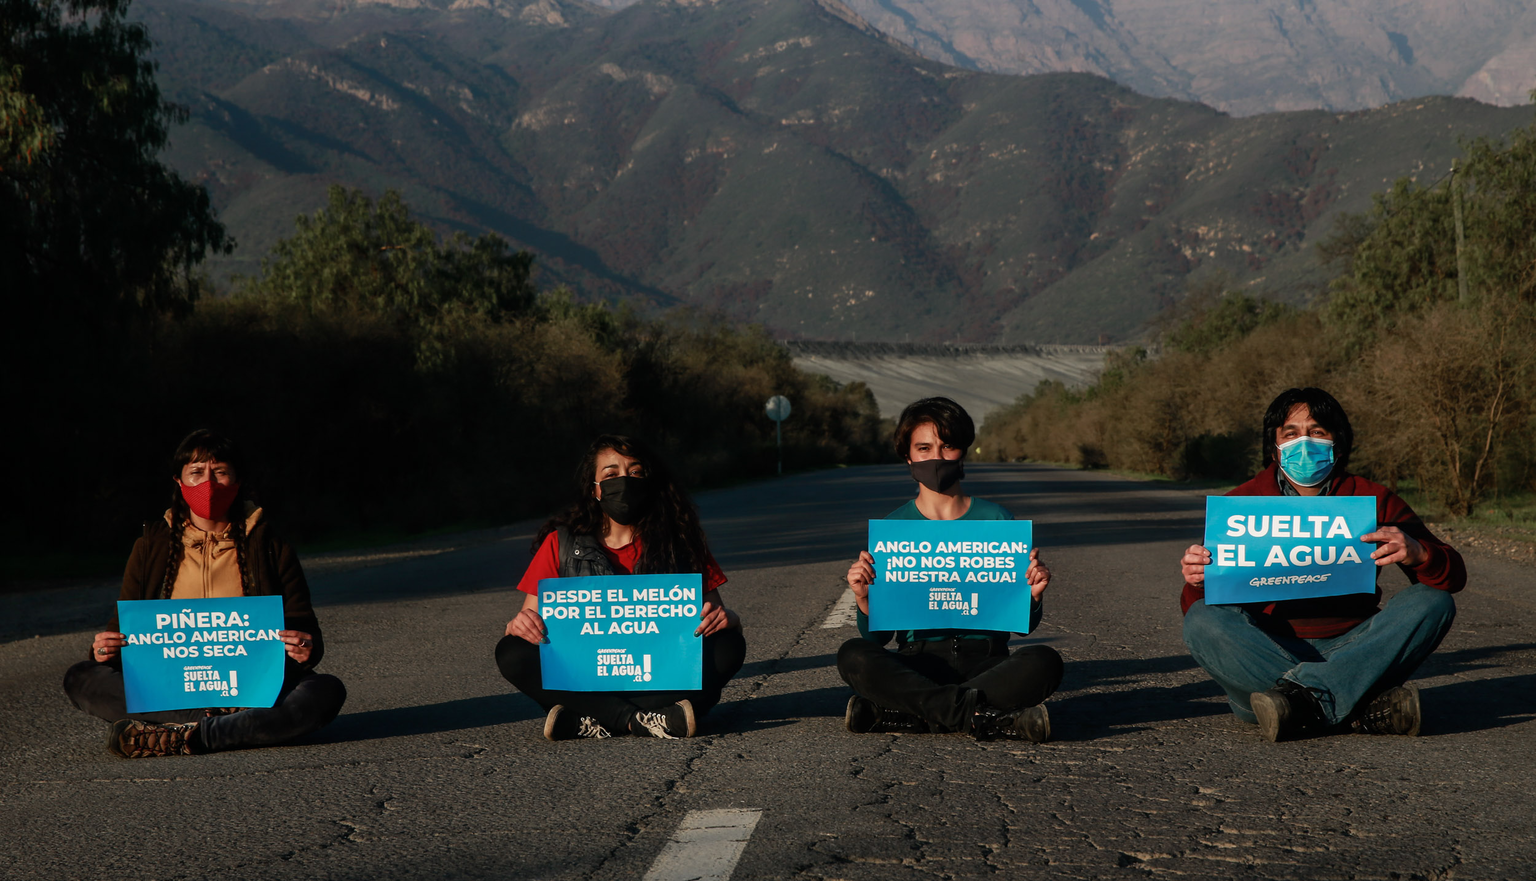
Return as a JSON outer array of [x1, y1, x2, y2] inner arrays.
[[629, 700, 697, 738], [544, 705, 612, 741]]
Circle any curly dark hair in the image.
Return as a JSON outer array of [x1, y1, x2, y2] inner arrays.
[[158, 429, 254, 599], [1261, 388, 1354, 475], [533, 434, 714, 576]]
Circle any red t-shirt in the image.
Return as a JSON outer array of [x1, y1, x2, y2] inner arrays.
[[517, 531, 728, 596]]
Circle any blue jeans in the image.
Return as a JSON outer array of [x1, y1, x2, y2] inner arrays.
[[1182, 583, 1456, 725]]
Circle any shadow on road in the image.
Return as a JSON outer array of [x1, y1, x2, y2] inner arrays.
[[718, 686, 851, 733], [318, 694, 541, 743], [1423, 672, 1536, 735], [737, 652, 838, 679]]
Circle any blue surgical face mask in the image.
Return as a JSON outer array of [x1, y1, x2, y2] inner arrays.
[[1277, 436, 1335, 487]]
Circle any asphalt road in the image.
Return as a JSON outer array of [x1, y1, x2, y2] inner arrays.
[[2, 464, 1534, 879]]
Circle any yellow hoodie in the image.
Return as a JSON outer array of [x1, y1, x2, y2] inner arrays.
[[164, 503, 264, 600]]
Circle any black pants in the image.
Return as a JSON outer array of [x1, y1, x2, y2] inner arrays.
[[63, 659, 347, 752], [837, 637, 1063, 732], [496, 629, 746, 734]]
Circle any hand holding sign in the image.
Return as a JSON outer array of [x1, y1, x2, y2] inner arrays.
[[1180, 544, 1212, 585], [506, 596, 547, 645], [1362, 526, 1428, 568], [280, 629, 315, 664], [1024, 547, 1050, 599], [92, 631, 127, 661]]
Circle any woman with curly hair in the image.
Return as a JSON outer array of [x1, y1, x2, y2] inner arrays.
[[63, 430, 347, 757], [496, 434, 745, 740]]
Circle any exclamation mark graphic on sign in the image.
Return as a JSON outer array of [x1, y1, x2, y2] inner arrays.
[[643, 654, 653, 682], [971, 593, 979, 616], [229, 669, 239, 697]]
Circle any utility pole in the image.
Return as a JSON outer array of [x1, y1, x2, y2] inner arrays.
[[1452, 158, 1470, 304]]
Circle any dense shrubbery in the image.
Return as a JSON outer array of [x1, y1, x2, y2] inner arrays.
[[979, 119, 1536, 516], [8, 186, 885, 563], [114, 285, 885, 546]]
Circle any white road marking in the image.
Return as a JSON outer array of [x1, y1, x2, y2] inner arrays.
[[642, 809, 762, 881], [821, 588, 858, 628]]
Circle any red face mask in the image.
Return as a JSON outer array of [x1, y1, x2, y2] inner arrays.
[[179, 479, 241, 521]]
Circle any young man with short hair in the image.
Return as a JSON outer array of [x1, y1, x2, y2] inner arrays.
[[839, 397, 1063, 741]]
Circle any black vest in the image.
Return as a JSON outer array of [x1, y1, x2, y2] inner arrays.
[[556, 527, 618, 578]]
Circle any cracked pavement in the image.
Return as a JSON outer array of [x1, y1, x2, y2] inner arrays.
[[2, 464, 1532, 879]]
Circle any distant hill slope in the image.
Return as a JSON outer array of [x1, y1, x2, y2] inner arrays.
[[593, 0, 1536, 117], [143, 0, 1533, 343], [786, 342, 1107, 419]]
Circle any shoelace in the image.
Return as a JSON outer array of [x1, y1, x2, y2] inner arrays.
[[632, 711, 677, 739], [576, 717, 611, 739]]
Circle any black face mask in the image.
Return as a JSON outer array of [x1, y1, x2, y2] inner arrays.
[[909, 458, 964, 493], [596, 476, 654, 525]]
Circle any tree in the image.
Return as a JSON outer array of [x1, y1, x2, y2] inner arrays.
[[240, 186, 539, 367], [1322, 116, 1536, 346], [1, 0, 229, 327]]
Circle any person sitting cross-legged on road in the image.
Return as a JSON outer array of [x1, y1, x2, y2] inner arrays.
[[63, 430, 347, 758], [496, 434, 745, 741], [1179, 387, 1465, 742], [838, 397, 1063, 741]]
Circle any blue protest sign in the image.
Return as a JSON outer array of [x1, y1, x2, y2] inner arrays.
[[118, 596, 287, 713], [867, 520, 1034, 633], [538, 574, 704, 692], [1203, 496, 1378, 604]]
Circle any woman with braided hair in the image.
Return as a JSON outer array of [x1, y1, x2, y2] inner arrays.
[[62, 430, 347, 757]]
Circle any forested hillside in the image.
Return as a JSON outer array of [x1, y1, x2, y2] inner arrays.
[[139, 0, 1533, 343]]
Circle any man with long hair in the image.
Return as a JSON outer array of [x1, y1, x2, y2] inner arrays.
[[1179, 388, 1465, 742]]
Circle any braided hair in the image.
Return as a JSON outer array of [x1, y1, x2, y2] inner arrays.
[[533, 435, 714, 577], [158, 430, 254, 599]]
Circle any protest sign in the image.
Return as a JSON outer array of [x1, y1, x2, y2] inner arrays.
[[118, 596, 287, 713], [1203, 496, 1377, 604], [538, 574, 704, 691], [867, 520, 1034, 633]]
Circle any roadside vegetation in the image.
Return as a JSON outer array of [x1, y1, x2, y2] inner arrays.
[[979, 113, 1536, 528], [2, 0, 883, 575]]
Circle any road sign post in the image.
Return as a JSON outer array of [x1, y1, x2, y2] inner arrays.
[[765, 395, 792, 475]]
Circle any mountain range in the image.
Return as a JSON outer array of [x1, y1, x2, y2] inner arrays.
[[141, 0, 1534, 342], [742, 0, 1536, 117]]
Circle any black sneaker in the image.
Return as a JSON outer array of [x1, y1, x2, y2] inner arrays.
[[629, 700, 696, 739], [544, 705, 612, 741], [1250, 679, 1330, 743], [107, 720, 198, 758], [1350, 685, 1422, 736], [845, 696, 924, 734]]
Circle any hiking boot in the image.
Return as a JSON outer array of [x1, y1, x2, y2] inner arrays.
[[971, 701, 1051, 742], [1350, 685, 1422, 736], [1250, 679, 1330, 743], [544, 705, 612, 741], [107, 720, 198, 758], [999, 704, 1052, 743], [629, 700, 696, 739], [845, 695, 924, 734]]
